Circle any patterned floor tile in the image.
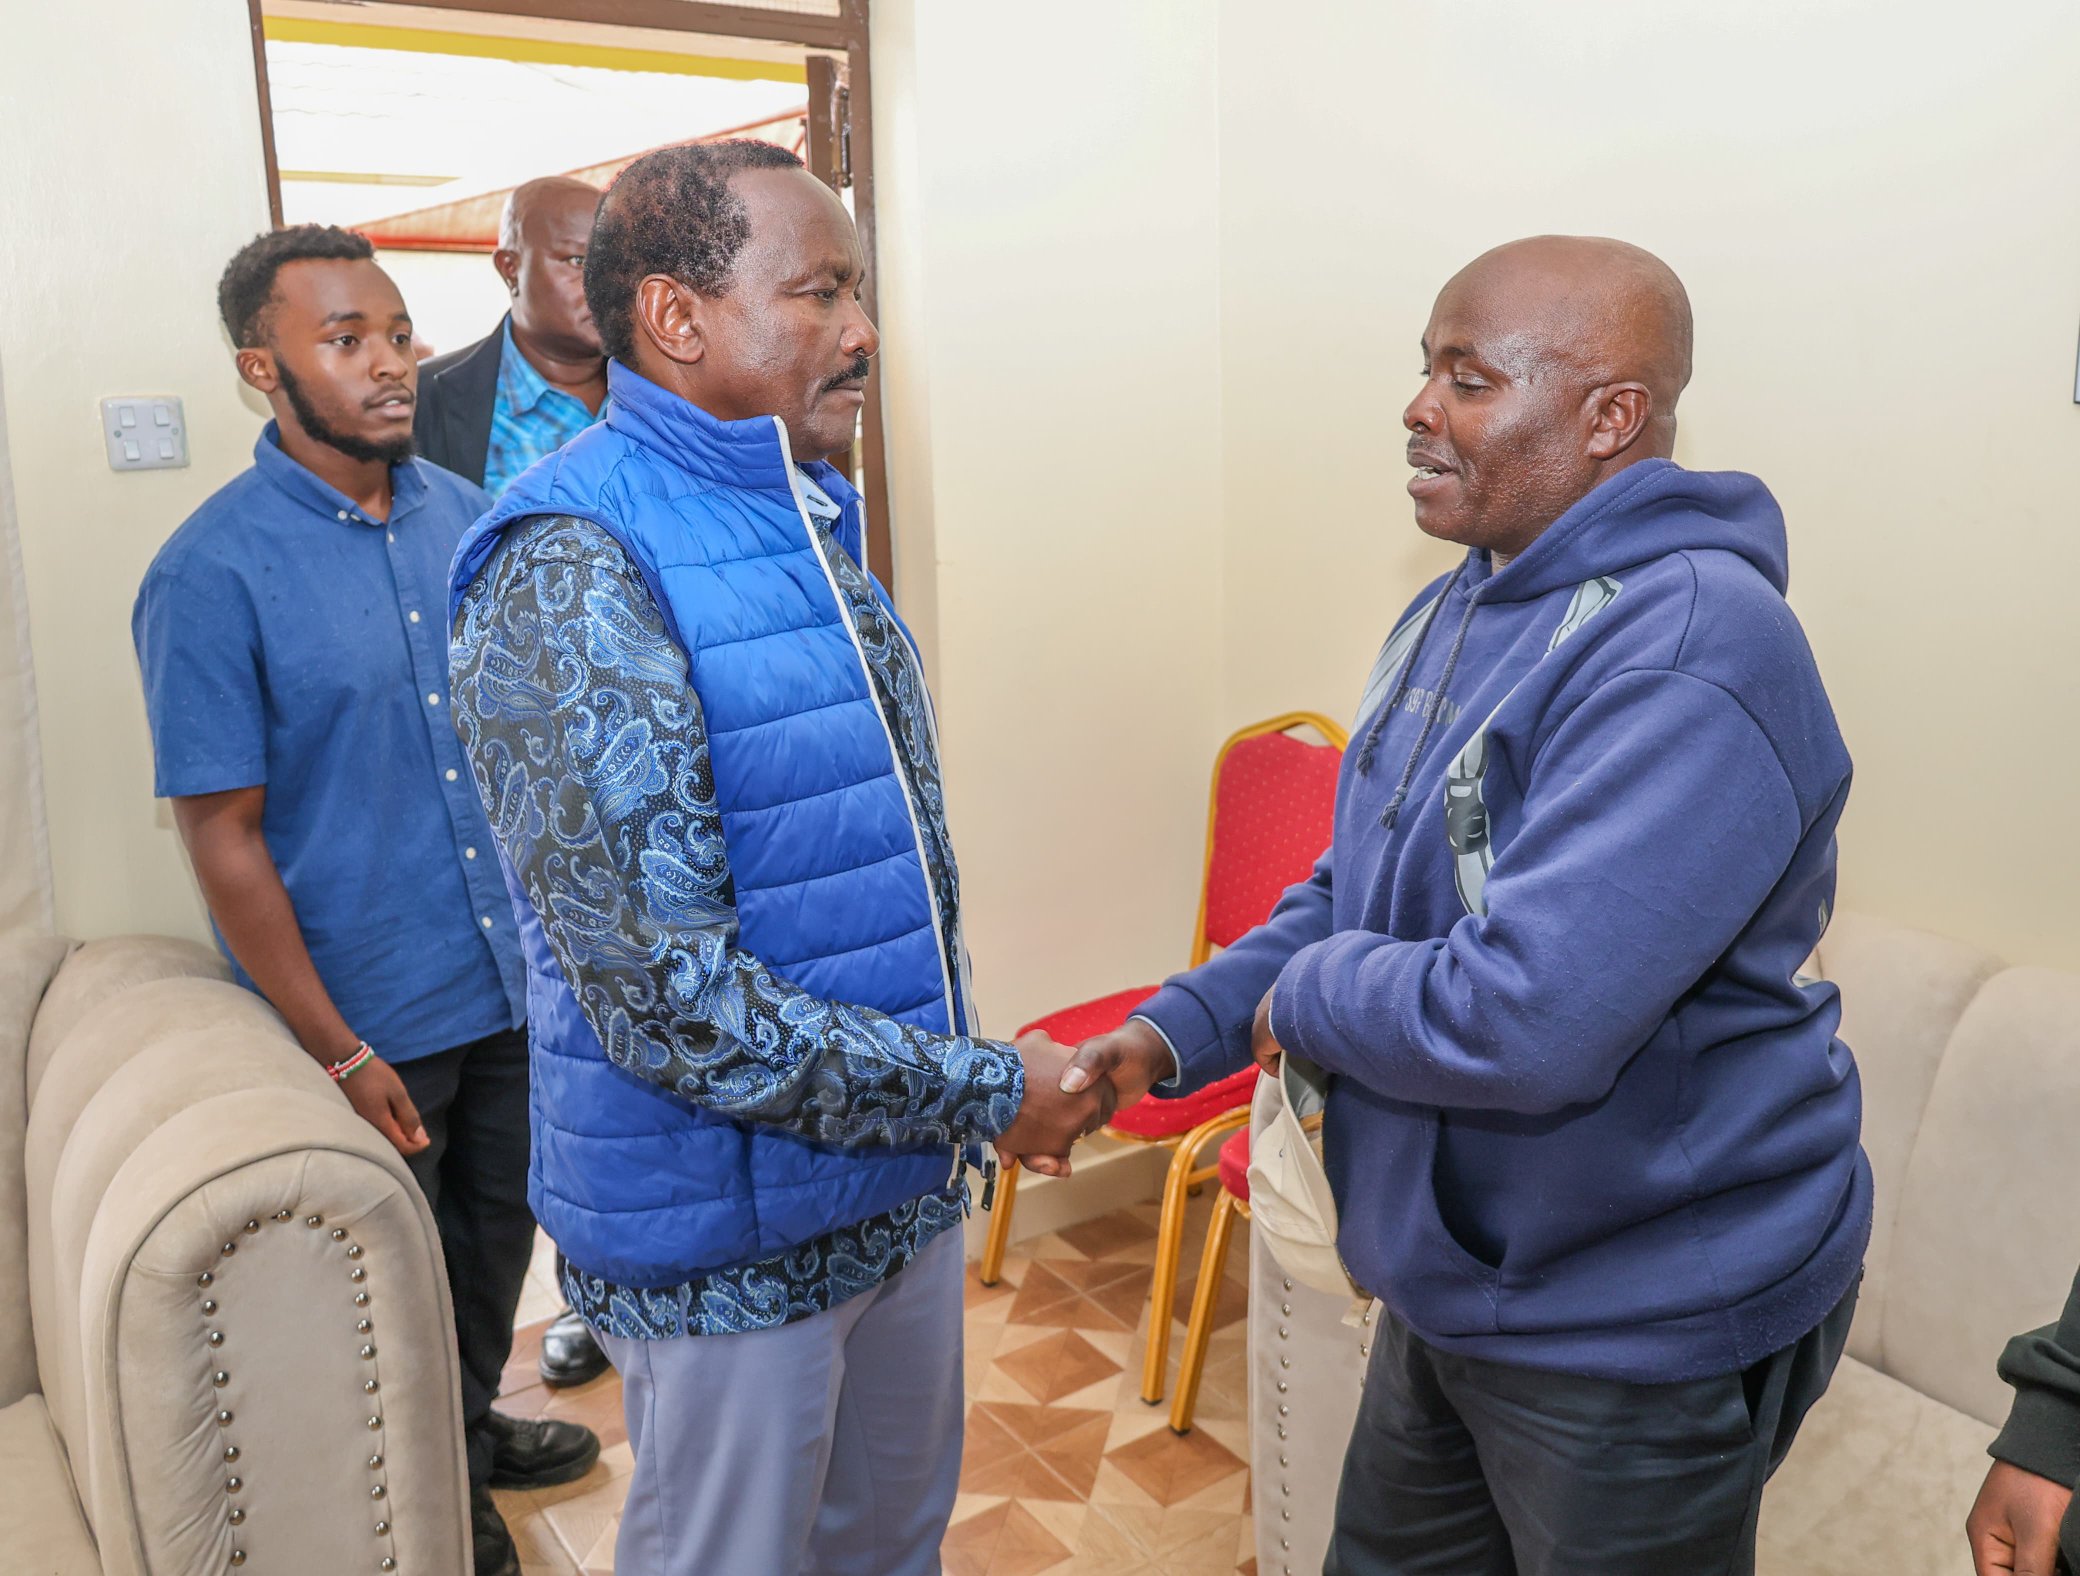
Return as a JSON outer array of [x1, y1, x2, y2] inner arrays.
[[497, 1199, 1255, 1575]]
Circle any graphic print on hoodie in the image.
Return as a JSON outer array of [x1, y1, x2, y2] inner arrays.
[[1139, 458, 1871, 1384]]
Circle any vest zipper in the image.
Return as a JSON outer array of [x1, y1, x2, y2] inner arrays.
[[773, 422, 962, 1035]]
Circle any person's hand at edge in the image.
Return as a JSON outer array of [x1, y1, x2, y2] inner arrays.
[[1249, 986, 1285, 1075], [341, 1054, 432, 1157], [1968, 1459, 2073, 1576], [994, 1030, 1116, 1179]]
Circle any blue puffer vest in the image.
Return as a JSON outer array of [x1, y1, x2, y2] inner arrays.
[[448, 362, 969, 1289]]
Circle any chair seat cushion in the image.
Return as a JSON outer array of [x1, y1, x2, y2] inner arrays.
[[0, 1393, 99, 1574], [1017, 986, 1160, 1049], [1218, 1126, 1251, 1202], [1111, 1066, 1260, 1140], [1755, 1354, 1995, 1576]]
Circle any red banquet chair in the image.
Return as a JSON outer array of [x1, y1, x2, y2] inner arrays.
[[978, 710, 1347, 1406]]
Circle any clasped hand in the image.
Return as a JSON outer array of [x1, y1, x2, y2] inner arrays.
[[993, 1018, 1174, 1179], [995, 993, 1283, 1179]]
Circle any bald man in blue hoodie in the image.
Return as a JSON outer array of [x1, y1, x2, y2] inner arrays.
[[1055, 237, 1869, 1574]]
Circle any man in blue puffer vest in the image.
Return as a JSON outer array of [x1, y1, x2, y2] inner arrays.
[[446, 142, 1112, 1575], [1067, 237, 1870, 1573]]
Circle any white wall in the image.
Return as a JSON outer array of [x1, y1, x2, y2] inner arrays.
[[1217, 0, 2080, 969], [0, 0, 271, 945], [872, 0, 1227, 1032]]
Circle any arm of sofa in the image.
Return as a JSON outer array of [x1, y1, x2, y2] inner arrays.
[[26, 966, 468, 1576], [1250, 1228, 1367, 1576]]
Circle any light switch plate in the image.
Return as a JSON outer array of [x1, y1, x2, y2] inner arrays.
[[101, 397, 188, 471]]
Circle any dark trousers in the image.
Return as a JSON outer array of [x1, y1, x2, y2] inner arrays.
[[393, 1024, 534, 1491], [1326, 1286, 1859, 1576]]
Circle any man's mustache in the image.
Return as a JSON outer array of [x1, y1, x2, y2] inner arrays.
[[825, 357, 872, 391]]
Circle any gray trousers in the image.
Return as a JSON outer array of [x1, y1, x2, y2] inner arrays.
[[597, 1226, 965, 1576]]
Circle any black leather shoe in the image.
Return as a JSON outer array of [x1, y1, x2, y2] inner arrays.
[[471, 1486, 521, 1576], [538, 1307, 611, 1388], [484, 1409, 601, 1490]]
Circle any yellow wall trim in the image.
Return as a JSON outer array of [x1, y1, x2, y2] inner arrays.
[[262, 16, 808, 83]]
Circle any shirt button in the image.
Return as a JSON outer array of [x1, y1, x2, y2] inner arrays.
[[425, 692, 440, 706], [387, 532, 395, 544], [336, 509, 348, 521], [445, 769, 458, 782], [480, 916, 494, 930], [465, 847, 478, 860], [408, 611, 421, 624]]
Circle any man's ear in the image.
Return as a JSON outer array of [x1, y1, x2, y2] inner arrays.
[[493, 248, 521, 297], [1584, 382, 1653, 461], [635, 275, 707, 368], [236, 346, 279, 395]]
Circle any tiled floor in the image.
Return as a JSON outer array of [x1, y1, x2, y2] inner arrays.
[[492, 1193, 1257, 1575]]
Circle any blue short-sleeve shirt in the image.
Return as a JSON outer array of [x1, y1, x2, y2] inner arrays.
[[132, 423, 524, 1062]]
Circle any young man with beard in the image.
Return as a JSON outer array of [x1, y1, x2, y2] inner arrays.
[[1066, 236, 1869, 1574], [132, 224, 598, 1576]]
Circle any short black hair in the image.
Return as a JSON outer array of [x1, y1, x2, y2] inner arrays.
[[584, 140, 806, 364], [217, 224, 376, 349]]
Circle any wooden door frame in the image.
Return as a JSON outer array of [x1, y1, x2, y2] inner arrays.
[[245, 0, 894, 583]]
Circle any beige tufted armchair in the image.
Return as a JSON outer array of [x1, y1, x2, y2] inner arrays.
[[1, 932, 469, 1575]]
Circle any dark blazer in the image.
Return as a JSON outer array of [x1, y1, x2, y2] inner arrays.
[[412, 315, 507, 489]]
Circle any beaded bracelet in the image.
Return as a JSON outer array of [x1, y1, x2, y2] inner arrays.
[[327, 1041, 376, 1083]]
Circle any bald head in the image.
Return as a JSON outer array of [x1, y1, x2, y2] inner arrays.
[[494, 176, 602, 365], [1403, 236, 1695, 561], [497, 176, 601, 255], [1444, 235, 1692, 447]]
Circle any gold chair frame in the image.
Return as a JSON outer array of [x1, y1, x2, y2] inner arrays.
[[976, 711, 1348, 1408]]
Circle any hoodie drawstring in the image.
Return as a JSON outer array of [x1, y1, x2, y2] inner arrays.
[[1355, 564, 1462, 778], [1366, 570, 1483, 832]]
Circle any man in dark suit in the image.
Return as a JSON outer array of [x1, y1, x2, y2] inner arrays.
[[414, 175, 606, 493], [415, 175, 614, 1388]]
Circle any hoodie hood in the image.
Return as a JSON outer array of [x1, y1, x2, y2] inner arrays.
[[1467, 458, 1789, 603]]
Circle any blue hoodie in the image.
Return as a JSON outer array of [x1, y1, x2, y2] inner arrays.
[[1140, 459, 1870, 1383]]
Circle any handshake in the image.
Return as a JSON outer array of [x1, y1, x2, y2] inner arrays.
[[991, 1018, 1179, 1180]]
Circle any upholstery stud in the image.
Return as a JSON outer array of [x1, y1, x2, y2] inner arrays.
[[380, 1560, 397, 1573], [243, 1219, 261, 1235], [331, 1228, 348, 1241], [224, 1446, 240, 1464], [207, 1330, 224, 1347], [360, 1344, 377, 1360], [226, 1476, 243, 1494], [370, 1484, 386, 1500], [346, 1244, 364, 1260], [228, 1508, 245, 1527], [354, 1292, 371, 1307], [374, 1520, 389, 1536], [363, 1380, 380, 1394], [216, 1410, 234, 1427], [1276, 1380, 1288, 1392], [230, 1550, 246, 1567], [357, 1319, 373, 1334], [202, 1299, 218, 1316], [274, 1209, 293, 1221], [220, 1242, 236, 1258], [212, 1371, 230, 1388], [368, 1454, 383, 1470], [305, 1215, 323, 1228], [350, 1267, 367, 1283], [366, 1415, 382, 1431], [197, 1272, 214, 1288]]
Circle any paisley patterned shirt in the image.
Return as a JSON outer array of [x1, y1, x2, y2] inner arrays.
[[449, 507, 1021, 1338]]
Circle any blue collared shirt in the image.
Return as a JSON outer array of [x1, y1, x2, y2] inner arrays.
[[482, 319, 602, 496], [132, 423, 526, 1062]]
